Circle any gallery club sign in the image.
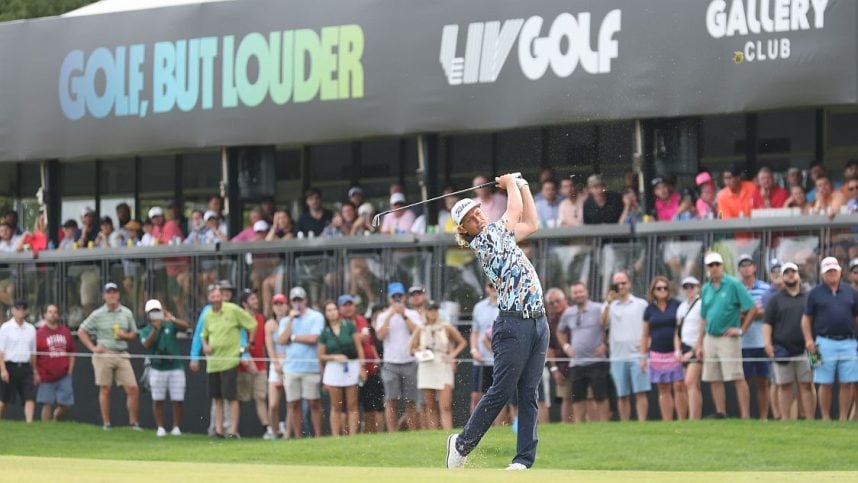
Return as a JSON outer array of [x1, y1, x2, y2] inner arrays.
[[705, 0, 829, 63], [439, 9, 622, 85]]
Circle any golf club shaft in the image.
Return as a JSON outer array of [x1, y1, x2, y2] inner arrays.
[[371, 181, 494, 227]]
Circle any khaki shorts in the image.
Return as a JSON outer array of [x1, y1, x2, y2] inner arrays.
[[237, 371, 268, 401], [284, 372, 321, 402], [772, 359, 813, 385], [702, 334, 744, 382], [93, 352, 137, 387]]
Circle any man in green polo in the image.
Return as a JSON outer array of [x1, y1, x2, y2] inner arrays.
[[694, 252, 757, 419], [200, 284, 257, 438], [78, 282, 141, 431], [140, 299, 190, 437]]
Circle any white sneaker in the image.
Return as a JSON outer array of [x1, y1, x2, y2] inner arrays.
[[446, 434, 467, 469], [170, 427, 182, 436], [156, 427, 167, 438], [263, 429, 275, 441], [278, 421, 287, 435], [506, 463, 528, 471]]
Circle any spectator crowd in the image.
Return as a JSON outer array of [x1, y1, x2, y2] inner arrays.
[[2, 249, 858, 435], [1, 160, 856, 256]]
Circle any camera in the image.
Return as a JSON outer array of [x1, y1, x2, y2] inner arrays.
[[392, 294, 403, 303], [609, 283, 620, 292], [148, 310, 164, 321]]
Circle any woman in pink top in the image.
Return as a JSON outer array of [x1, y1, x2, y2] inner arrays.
[[694, 171, 717, 220], [653, 177, 680, 221]]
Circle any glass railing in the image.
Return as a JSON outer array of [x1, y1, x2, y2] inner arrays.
[[2, 215, 855, 328]]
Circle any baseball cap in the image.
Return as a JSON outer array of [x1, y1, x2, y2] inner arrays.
[[289, 286, 307, 300], [348, 186, 364, 198], [337, 294, 355, 306], [650, 177, 665, 187], [680, 276, 700, 287], [587, 174, 604, 187], [103, 282, 119, 292], [272, 293, 287, 304], [218, 279, 234, 290], [704, 252, 724, 266], [769, 258, 782, 272], [780, 262, 799, 275], [253, 220, 270, 232], [724, 162, 745, 178], [426, 300, 440, 311], [451, 198, 480, 225], [408, 285, 425, 294], [80, 206, 95, 217], [695, 172, 713, 186], [148, 207, 164, 218], [144, 299, 163, 313], [820, 256, 841, 273], [203, 210, 218, 222], [387, 282, 405, 297], [737, 254, 754, 267], [849, 257, 858, 270], [390, 192, 406, 206]]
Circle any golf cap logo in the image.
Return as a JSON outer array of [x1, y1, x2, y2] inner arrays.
[[452, 199, 480, 225]]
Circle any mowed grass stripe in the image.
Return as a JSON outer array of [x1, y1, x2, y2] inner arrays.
[[1, 456, 853, 483], [0, 420, 856, 471]]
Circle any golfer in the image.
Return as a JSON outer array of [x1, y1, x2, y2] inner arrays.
[[446, 173, 549, 471]]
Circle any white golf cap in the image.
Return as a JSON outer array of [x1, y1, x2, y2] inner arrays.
[[390, 192, 406, 206], [148, 207, 164, 218], [780, 262, 799, 275], [253, 220, 269, 232], [451, 198, 480, 225], [820, 256, 841, 273], [203, 210, 218, 222], [289, 286, 307, 300], [849, 257, 858, 270], [144, 299, 163, 313], [680, 276, 700, 286], [704, 252, 724, 266], [80, 206, 94, 217]]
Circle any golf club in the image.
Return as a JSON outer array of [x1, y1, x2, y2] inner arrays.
[[371, 173, 521, 227]]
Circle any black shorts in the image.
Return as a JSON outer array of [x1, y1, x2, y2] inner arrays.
[[470, 365, 494, 393], [681, 342, 700, 367], [568, 362, 610, 403], [208, 367, 239, 400], [359, 373, 385, 412], [0, 362, 36, 403]]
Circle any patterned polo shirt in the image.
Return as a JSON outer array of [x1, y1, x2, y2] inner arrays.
[[470, 219, 543, 314]]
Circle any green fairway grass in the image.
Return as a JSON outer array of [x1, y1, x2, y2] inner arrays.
[[0, 420, 855, 471]]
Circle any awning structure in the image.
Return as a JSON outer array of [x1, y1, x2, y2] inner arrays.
[[62, 0, 234, 17], [0, 0, 854, 162]]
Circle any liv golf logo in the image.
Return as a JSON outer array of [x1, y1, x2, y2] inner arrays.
[[439, 9, 621, 85]]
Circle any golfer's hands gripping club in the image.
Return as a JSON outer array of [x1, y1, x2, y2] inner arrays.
[[495, 173, 526, 191]]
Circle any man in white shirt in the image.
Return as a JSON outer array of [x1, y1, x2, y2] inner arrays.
[[600, 271, 650, 421], [0, 300, 38, 422], [376, 282, 422, 431]]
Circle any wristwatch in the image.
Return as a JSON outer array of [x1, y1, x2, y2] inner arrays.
[[290, 334, 297, 343]]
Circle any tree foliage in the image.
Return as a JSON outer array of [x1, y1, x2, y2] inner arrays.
[[0, 0, 98, 22]]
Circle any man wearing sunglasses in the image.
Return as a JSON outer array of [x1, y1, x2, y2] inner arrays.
[[763, 263, 814, 420], [737, 254, 772, 421], [696, 252, 756, 419]]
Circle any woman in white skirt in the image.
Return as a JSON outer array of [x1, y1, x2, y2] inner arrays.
[[318, 300, 366, 436], [410, 302, 467, 430]]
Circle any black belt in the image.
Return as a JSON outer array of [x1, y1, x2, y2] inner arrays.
[[821, 334, 855, 341], [499, 309, 546, 319], [8, 361, 30, 368]]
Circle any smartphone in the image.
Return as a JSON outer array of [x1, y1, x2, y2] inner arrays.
[[149, 310, 164, 321], [392, 294, 403, 303], [610, 283, 620, 292]]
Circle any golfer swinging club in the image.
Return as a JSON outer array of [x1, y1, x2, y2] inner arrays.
[[446, 172, 549, 471]]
